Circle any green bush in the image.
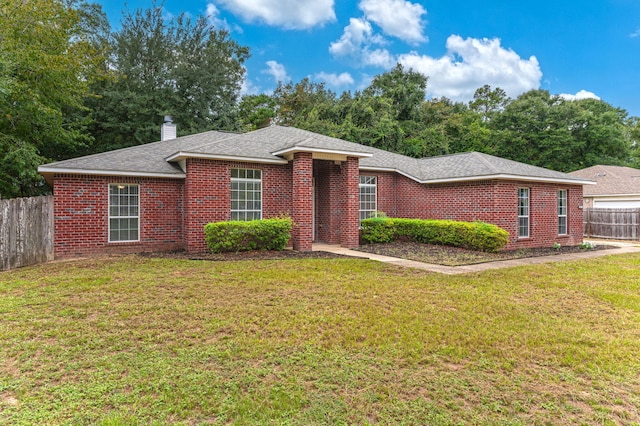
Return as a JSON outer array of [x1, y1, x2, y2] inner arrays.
[[359, 214, 396, 243], [361, 217, 509, 252], [204, 217, 293, 253]]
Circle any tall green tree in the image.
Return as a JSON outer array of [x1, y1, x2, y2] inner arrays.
[[491, 90, 631, 171], [569, 98, 631, 168], [468, 84, 509, 122], [0, 0, 108, 197], [628, 117, 640, 168], [237, 94, 276, 131], [273, 78, 338, 127], [87, 1, 249, 152], [363, 63, 427, 122]]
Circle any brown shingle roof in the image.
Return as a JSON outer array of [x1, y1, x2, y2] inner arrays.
[[568, 165, 640, 196]]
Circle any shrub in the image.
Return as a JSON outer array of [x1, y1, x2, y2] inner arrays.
[[360, 214, 396, 243], [204, 217, 293, 253], [361, 217, 509, 252]]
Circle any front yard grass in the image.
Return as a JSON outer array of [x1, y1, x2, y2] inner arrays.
[[1, 254, 640, 424]]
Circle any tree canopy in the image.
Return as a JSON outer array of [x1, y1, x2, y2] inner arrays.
[[0, 0, 108, 197], [265, 67, 636, 172], [1, 3, 639, 199], [86, 1, 249, 152]]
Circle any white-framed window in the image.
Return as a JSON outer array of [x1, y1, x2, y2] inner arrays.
[[518, 187, 530, 238], [558, 189, 567, 235], [109, 184, 139, 242], [359, 175, 377, 222], [231, 168, 262, 221]]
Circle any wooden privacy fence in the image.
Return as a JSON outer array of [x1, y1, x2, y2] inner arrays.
[[0, 196, 54, 271], [583, 208, 640, 240]]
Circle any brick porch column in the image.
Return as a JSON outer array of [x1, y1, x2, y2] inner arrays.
[[340, 156, 360, 248], [292, 152, 313, 251]]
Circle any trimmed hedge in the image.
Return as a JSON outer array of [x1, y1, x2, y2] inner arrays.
[[361, 217, 509, 252], [204, 217, 293, 253]]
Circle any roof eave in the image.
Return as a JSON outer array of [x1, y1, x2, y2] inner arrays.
[[358, 166, 423, 183], [271, 146, 373, 159], [584, 193, 640, 198], [37, 166, 185, 184], [166, 152, 289, 165], [416, 174, 596, 185]]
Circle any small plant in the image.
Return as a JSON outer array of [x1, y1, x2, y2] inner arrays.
[[553, 242, 561, 251], [579, 241, 596, 250]]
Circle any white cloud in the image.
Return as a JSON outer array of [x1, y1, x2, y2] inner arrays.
[[398, 35, 542, 102], [559, 90, 600, 101], [359, 0, 427, 43], [330, 18, 376, 57], [630, 28, 640, 38], [240, 68, 260, 96], [365, 48, 395, 68], [314, 71, 355, 87], [206, 3, 241, 32], [329, 18, 395, 68], [214, 0, 335, 29], [263, 60, 290, 83]]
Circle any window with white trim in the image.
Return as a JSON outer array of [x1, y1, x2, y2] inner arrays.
[[109, 184, 139, 242], [359, 175, 377, 222], [518, 187, 530, 238], [231, 168, 262, 221], [558, 189, 567, 235]]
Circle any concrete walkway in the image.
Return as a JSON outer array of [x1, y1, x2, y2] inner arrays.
[[312, 239, 640, 275]]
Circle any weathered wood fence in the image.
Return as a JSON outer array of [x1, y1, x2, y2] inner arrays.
[[583, 208, 640, 240], [0, 196, 54, 271]]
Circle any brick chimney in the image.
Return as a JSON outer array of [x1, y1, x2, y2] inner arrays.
[[161, 115, 176, 141]]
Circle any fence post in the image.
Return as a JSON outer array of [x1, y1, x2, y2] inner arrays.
[[585, 208, 591, 238]]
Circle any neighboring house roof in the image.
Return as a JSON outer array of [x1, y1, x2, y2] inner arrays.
[[39, 125, 592, 186], [568, 165, 640, 196]]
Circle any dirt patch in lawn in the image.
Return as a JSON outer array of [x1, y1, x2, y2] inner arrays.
[[139, 249, 352, 262], [141, 241, 614, 266], [356, 241, 614, 266]]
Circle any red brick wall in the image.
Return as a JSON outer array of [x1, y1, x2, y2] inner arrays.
[[375, 174, 584, 249], [52, 162, 583, 256], [184, 159, 293, 253], [477, 181, 583, 249], [340, 156, 360, 248], [291, 153, 313, 251], [53, 175, 184, 257], [375, 172, 399, 217]]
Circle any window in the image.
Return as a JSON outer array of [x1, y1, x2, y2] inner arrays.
[[359, 175, 377, 222], [109, 184, 139, 242], [518, 188, 530, 238], [558, 189, 567, 235], [231, 168, 262, 221]]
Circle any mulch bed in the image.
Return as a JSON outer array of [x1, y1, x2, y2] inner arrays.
[[356, 241, 614, 266], [140, 241, 614, 266]]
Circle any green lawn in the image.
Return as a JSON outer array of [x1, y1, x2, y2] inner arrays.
[[1, 254, 640, 425]]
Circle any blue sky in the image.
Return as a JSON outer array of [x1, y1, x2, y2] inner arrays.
[[98, 0, 640, 116]]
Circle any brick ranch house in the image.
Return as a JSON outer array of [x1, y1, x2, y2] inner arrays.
[[38, 125, 593, 257]]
